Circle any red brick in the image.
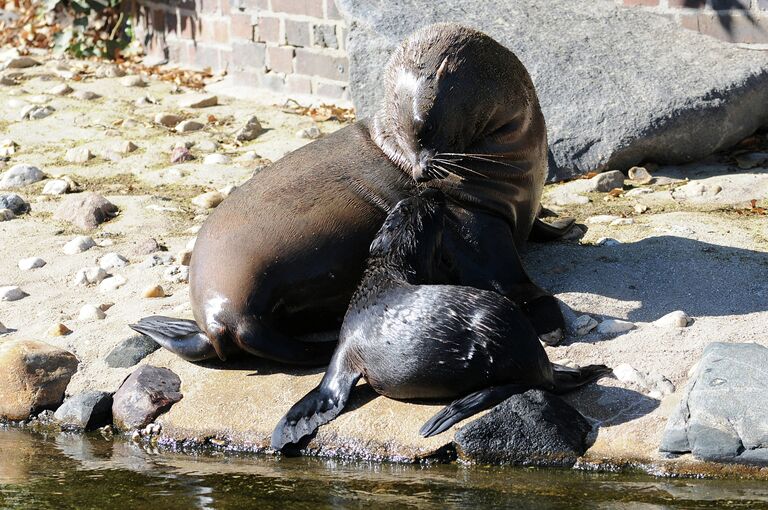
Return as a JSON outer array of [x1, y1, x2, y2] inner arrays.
[[325, 0, 342, 19], [285, 19, 311, 46], [231, 12, 255, 40], [286, 74, 312, 95], [257, 16, 281, 43], [267, 46, 294, 73], [623, 0, 658, 6], [668, 0, 706, 7], [294, 49, 348, 81], [232, 41, 267, 70], [271, 0, 324, 18]]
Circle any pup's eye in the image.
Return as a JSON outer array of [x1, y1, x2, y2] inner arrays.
[[413, 117, 425, 134]]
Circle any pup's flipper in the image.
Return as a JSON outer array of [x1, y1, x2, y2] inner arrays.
[[129, 316, 217, 362], [550, 364, 613, 394], [529, 217, 576, 242], [419, 384, 527, 438], [271, 357, 361, 451]]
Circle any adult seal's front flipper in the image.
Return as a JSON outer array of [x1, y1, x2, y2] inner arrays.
[[528, 217, 576, 242], [129, 316, 217, 362]]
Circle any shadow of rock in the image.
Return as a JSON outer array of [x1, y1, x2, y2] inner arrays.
[[562, 383, 661, 427]]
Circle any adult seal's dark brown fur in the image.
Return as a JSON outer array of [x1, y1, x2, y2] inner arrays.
[[130, 23, 571, 364], [271, 190, 608, 450]]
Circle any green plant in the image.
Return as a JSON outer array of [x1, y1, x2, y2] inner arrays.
[[47, 0, 133, 59]]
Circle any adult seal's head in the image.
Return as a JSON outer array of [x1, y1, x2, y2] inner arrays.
[[371, 23, 546, 199]]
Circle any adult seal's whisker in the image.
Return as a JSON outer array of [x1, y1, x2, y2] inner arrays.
[[432, 158, 490, 179]]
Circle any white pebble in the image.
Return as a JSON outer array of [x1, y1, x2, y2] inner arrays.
[[595, 237, 621, 247], [596, 318, 635, 334], [653, 310, 692, 328], [610, 218, 634, 226], [120, 75, 146, 87], [554, 194, 590, 206], [203, 154, 231, 165], [0, 286, 28, 301], [177, 94, 218, 108], [18, 257, 46, 270], [48, 83, 73, 96], [73, 266, 108, 286], [587, 215, 621, 225], [63, 236, 96, 255], [65, 147, 92, 163], [78, 304, 106, 321], [625, 188, 653, 197], [42, 179, 70, 195], [140, 253, 175, 268], [99, 252, 128, 270], [72, 90, 100, 101], [98, 275, 127, 292], [236, 151, 260, 162], [613, 363, 648, 387], [175, 120, 204, 133], [163, 265, 190, 284], [191, 191, 225, 209], [296, 126, 322, 139]]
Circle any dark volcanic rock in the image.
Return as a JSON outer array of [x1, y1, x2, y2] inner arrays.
[[660, 342, 768, 465], [105, 334, 161, 368], [0, 193, 30, 215], [53, 192, 118, 230], [454, 390, 591, 466], [54, 391, 113, 431], [112, 365, 182, 430], [339, 0, 768, 180]]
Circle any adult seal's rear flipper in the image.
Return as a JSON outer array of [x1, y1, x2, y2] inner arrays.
[[271, 357, 361, 451], [419, 384, 527, 438], [129, 316, 217, 362], [529, 217, 576, 242]]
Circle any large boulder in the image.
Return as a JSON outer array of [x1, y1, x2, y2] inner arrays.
[[660, 342, 768, 465], [0, 340, 79, 421], [338, 0, 768, 180], [454, 390, 592, 466], [112, 365, 183, 431]]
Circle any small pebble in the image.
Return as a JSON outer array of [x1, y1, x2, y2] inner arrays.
[[99, 252, 129, 270], [170, 146, 194, 164], [65, 147, 93, 163], [610, 218, 634, 226], [203, 154, 230, 165], [132, 238, 165, 256], [48, 323, 72, 336], [0, 139, 17, 157], [236, 151, 260, 162], [596, 319, 635, 334], [0, 286, 28, 301], [163, 265, 189, 283], [296, 126, 322, 140], [21, 105, 54, 120], [196, 140, 218, 152], [72, 90, 100, 101], [628, 166, 653, 184], [79, 304, 106, 321], [653, 310, 692, 328], [177, 249, 193, 266], [591, 170, 625, 192], [554, 194, 590, 206], [625, 188, 653, 197], [95, 64, 125, 78], [115, 141, 138, 154], [63, 236, 96, 254], [178, 94, 218, 108], [27, 94, 50, 105], [154, 113, 182, 127], [4, 56, 40, 69], [634, 203, 649, 214], [42, 179, 70, 195], [73, 266, 108, 286], [236, 115, 264, 141], [140, 253, 175, 268], [175, 120, 204, 133], [0, 192, 28, 214], [48, 83, 73, 96], [587, 215, 621, 224], [192, 191, 225, 209], [595, 237, 621, 247], [0, 322, 7, 334], [120, 75, 146, 87], [0, 209, 14, 221], [572, 314, 598, 336], [18, 257, 46, 270], [172, 140, 194, 150], [99, 275, 127, 292], [142, 285, 166, 298]]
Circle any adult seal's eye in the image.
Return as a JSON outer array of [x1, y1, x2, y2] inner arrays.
[[413, 117, 426, 135]]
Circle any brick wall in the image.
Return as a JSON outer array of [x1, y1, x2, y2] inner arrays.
[[133, 0, 350, 101], [620, 0, 768, 44]]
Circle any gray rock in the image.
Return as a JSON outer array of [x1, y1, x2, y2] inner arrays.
[[3, 56, 40, 69], [339, 0, 768, 180], [131, 237, 166, 256], [21, 105, 54, 120], [572, 314, 598, 336], [171, 146, 194, 163], [0, 164, 44, 189], [105, 334, 160, 368], [53, 391, 113, 431], [236, 115, 264, 142], [53, 192, 118, 230], [454, 390, 592, 466], [0, 193, 30, 214], [195, 140, 219, 152], [72, 90, 100, 101], [112, 365, 182, 430], [661, 342, 768, 465], [592, 170, 625, 192]]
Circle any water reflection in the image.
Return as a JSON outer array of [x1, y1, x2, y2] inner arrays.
[[1, 428, 768, 509]]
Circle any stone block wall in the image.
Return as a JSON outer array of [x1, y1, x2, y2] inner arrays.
[[620, 0, 768, 43], [133, 0, 350, 101]]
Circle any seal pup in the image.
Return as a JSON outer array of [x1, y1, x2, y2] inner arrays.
[[131, 23, 572, 364], [271, 190, 610, 450]]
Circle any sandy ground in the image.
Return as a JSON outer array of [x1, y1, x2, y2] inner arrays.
[[2, 51, 768, 471]]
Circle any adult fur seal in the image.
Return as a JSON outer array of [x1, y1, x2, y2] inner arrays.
[[130, 23, 571, 364], [271, 190, 609, 449]]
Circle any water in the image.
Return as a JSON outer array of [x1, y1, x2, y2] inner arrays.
[[1, 429, 767, 509]]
